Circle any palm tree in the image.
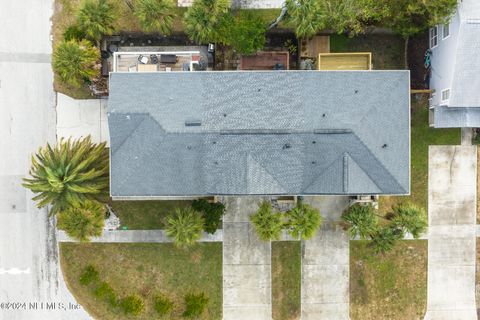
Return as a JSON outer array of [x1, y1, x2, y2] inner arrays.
[[56, 200, 105, 241], [22, 136, 109, 216], [52, 39, 99, 88], [166, 207, 204, 248], [250, 201, 284, 241], [341, 203, 378, 239], [77, 0, 116, 43], [370, 226, 400, 254], [183, 0, 230, 44], [134, 0, 175, 34], [284, 202, 322, 240], [389, 203, 427, 239]]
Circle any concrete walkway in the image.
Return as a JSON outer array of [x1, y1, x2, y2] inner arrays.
[[56, 93, 109, 144], [57, 229, 222, 243], [425, 146, 477, 320], [222, 197, 272, 320], [301, 196, 350, 320]]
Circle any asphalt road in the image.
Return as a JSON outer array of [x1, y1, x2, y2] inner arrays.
[[0, 1, 90, 319]]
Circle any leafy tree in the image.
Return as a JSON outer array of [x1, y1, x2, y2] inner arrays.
[[134, 0, 175, 34], [388, 203, 427, 239], [77, 0, 117, 43], [184, 0, 230, 44], [250, 201, 284, 241], [166, 207, 204, 248], [285, 0, 323, 39], [120, 295, 144, 315], [79, 265, 99, 285], [382, 0, 457, 37], [228, 11, 266, 54], [22, 136, 109, 216], [369, 226, 401, 254], [341, 204, 378, 240], [183, 293, 209, 318], [56, 200, 105, 242], [52, 40, 99, 88], [191, 199, 225, 234], [154, 294, 174, 316], [284, 202, 322, 240]]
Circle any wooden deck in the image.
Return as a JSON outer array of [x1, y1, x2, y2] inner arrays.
[[318, 52, 372, 70], [240, 51, 289, 70], [115, 54, 194, 72]]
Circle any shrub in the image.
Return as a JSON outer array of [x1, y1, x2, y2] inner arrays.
[[284, 202, 322, 240], [77, 0, 116, 42], [166, 207, 204, 248], [52, 39, 99, 88], [120, 295, 144, 315], [341, 204, 378, 240], [57, 201, 105, 242], [191, 199, 225, 234], [183, 292, 209, 318], [184, 0, 230, 44], [79, 265, 99, 286], [94, 281, 117, 307], [134, 0, 175, 34], [153, 294, 174, 316], [250, 201, 283, 241], [22, 136, 109, 215]]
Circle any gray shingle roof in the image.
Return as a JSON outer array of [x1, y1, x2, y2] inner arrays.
[[434, 105, 480, 128], [108, 71, 410, 196], [449, 21, 480, 108]]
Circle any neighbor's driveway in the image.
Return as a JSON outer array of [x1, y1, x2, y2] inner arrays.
[[425, 146, 477, 320], [0, 1, 89, 319]]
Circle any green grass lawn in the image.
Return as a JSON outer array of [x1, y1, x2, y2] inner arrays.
[[350, 240, 427, 320], [330, 34, 405, 70], [272, 241, 301, 320], [379, 96, 460, 213], [109, 200, 192, 230], [60, 243, 222, 320]]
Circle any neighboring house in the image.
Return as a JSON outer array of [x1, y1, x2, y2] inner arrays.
[[429, 0, 480, 128], [107, 71, 410, 199]]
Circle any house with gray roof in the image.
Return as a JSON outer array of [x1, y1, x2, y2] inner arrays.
[[107, 71, 410, 198], [428, 0, 480, 128]]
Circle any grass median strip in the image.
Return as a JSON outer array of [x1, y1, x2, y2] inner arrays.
[[60, 242, 222, 319], [350, 240, 427, 320], [272, 241, 301, 320]]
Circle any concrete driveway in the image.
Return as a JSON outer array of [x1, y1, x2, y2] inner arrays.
[[301, 196, 350, 320], [425, 146, 477, 320], [222, 197, 272, 320], [0, 1, 89, 319]]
